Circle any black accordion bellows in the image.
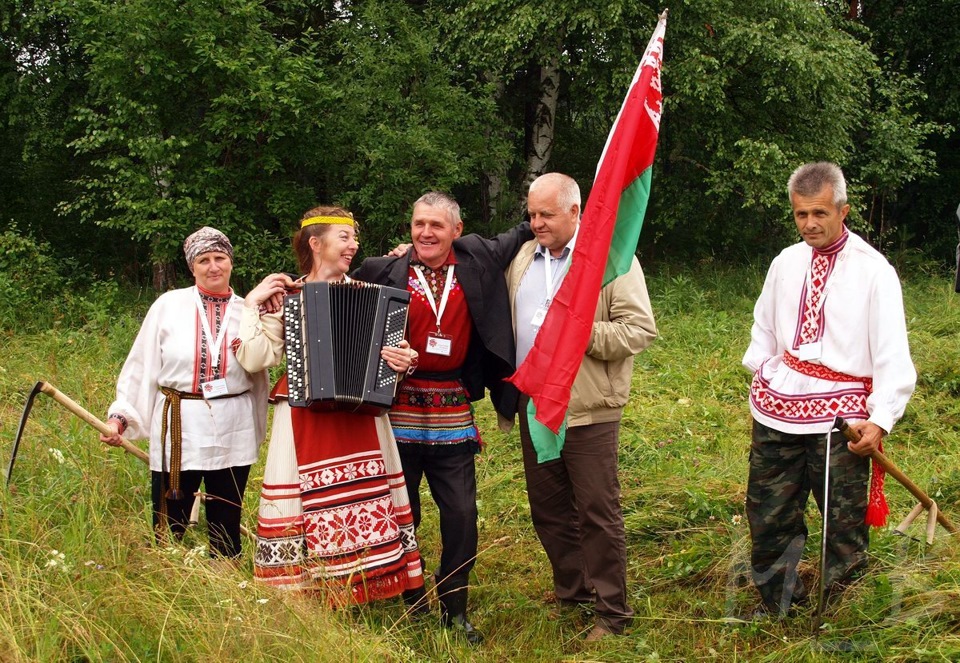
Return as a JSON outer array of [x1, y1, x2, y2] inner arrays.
[[284, 281, 410, 415]]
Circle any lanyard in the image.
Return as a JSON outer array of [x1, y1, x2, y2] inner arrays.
[[413, 264, 455, 333], [193, 287, 233, 370], [543, 249, 571, 303]]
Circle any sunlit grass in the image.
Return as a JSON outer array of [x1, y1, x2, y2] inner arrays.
[[2, 263, 960, 660]]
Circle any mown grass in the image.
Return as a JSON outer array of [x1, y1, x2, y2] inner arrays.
[[2, 262, 960, 661]]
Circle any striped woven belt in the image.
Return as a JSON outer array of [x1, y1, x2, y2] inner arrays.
[[159, 387, 205, 500]]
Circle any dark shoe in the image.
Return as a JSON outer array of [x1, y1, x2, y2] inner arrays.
[[442, 613, 484, 645], [403, 586, 431, 616]]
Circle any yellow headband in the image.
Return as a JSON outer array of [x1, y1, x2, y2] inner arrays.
[[301, 215, 354, 228]]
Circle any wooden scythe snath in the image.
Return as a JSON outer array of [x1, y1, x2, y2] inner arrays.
[[8, 380, 253, 542], [835, 416, 957, 540]]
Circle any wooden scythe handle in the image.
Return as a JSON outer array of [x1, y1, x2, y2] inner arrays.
[[39, 381, 254, 542], [39, 381, 150, 464], [836, 417, 957, 535]]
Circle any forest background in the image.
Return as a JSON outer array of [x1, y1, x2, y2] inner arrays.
[[3, 0, 960, 661], [2, 0, 959, 302]]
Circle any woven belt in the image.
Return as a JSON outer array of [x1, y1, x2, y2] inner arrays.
[[159, 387, 205, 501], [782, 351, 888, 526], [782, 351, 873, 393]]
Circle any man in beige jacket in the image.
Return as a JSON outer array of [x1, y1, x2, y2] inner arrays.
[[503, 172, 657, 640]]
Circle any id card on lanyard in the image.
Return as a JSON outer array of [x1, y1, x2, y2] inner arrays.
[[531, 250, 571, 329], [194, 288, 233, 398], [414, 265, 456, 356]]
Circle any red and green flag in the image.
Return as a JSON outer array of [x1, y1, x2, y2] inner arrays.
[[508, 11, 667, 435]]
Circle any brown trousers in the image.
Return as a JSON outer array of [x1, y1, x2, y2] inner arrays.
[[519, 396, 633, 632]]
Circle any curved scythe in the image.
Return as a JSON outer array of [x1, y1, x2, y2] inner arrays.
[[7, 380, 252, 541], [8, 381, 148, 489]]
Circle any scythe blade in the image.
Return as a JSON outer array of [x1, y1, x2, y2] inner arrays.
[[7, 381, 45, 488]]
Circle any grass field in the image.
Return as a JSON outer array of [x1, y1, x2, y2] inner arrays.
[[2, 263, 959, 662]]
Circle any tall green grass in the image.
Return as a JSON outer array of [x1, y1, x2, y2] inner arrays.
[[2, 263, 960, 661]]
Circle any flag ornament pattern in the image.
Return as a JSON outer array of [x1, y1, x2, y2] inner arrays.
[[508, 12, 667, 434]]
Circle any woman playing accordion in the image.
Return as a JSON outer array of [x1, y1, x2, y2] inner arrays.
[[236, 205, 423, 605]]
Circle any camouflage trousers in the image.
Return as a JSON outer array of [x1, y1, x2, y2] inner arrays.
[[746, 420, 870, 613]]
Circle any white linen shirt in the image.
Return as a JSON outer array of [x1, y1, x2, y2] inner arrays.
[[108, 287, 269, 472], [742, 231, 916, 435]]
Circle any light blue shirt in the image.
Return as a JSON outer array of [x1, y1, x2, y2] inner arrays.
[[515, 231, 577, 365]]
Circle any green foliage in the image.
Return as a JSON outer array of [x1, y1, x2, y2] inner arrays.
[[51, 0, 333, 282], [326, 0, 513, 256], [2, 0, 958, 286], [0, 227, 146, 332]]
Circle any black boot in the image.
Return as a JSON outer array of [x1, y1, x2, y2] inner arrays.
[[439, 586, 483, 645], [402, 586, 431, 616]]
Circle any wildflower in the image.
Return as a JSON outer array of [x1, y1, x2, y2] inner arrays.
[[183, 545, 208, 566], [48, 448, 65, 464], [46, 549, 69, 572], [237, 581, 249, 589], [731, 514, 742, 526], [257, 598, 269, 605]]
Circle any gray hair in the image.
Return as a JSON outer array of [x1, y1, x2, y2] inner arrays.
[[413, 191, 461, 227], [787, 162, 847, 208], [529, 173, 581, 213]]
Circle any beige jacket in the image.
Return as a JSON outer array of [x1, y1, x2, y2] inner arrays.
[[504, 240, 657, 428]]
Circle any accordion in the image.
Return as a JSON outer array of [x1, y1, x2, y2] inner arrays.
[[283, 281, 410, 415]]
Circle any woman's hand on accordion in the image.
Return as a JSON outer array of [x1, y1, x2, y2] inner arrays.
[[382, 339, 418, 376], [245, 273, 302, 314]]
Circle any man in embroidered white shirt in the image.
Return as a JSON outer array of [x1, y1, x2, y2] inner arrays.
[[742, 162, 916, 616]]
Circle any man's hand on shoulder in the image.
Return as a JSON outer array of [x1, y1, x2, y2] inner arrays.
[[387, 243, 412, 257]]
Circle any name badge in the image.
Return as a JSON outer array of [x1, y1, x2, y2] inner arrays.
[[797, 342, 822, 361], [426, 334, 453, 356], [201, 378, 229, 399], [531, 306, 549, 328]]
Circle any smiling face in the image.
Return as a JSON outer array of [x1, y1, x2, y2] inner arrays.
[[791, 184, 849, 249], [191, 251, 233, 293], [309, 223, 358, 280], [410, 203, 462, 269]]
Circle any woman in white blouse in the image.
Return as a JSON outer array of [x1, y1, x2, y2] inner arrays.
[[101, 227, 268, 559]]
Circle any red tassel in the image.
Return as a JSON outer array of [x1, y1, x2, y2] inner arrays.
[[865, 441, 888, 527]]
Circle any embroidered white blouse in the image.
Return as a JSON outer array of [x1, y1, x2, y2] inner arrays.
[[108, 286, 269, 472]]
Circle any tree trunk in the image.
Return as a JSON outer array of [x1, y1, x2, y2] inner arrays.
[[524, 53, 561, 188], [481, 72, 508, 226], [152, 260, 176, 292]]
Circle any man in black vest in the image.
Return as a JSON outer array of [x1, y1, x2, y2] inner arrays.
[[353, 192, 531, 644]]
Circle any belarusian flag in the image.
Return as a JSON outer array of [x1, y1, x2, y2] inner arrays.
[[508, 11, 667, 434]]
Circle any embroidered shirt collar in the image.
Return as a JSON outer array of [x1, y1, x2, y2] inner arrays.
[[813, 226, 849, 257]]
